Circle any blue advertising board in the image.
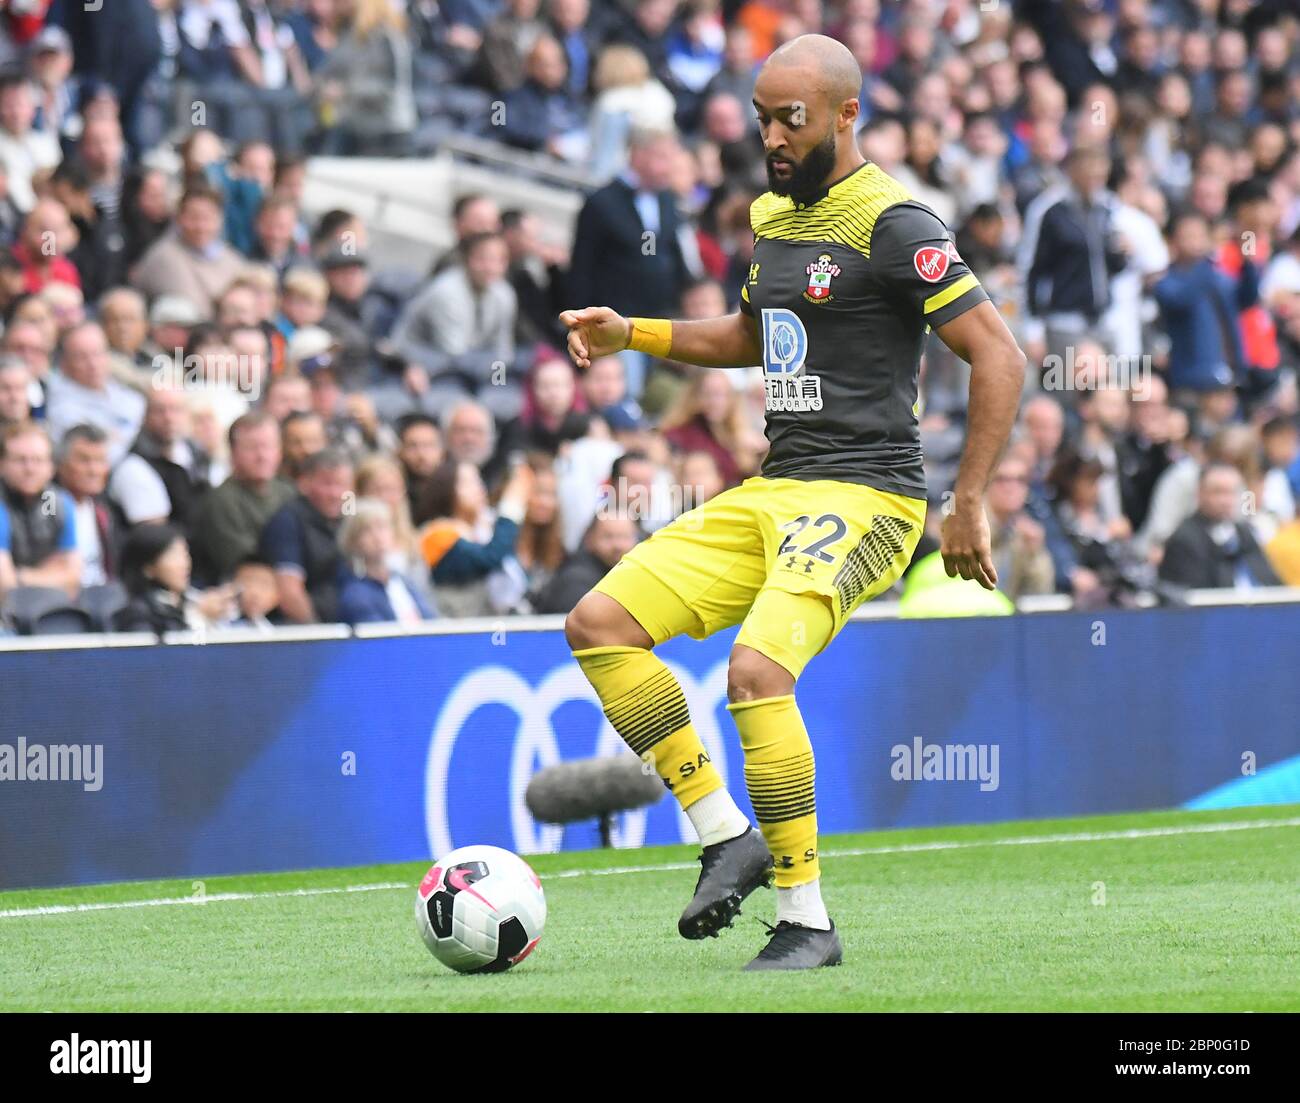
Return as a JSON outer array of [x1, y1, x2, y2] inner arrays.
[[1, 606, 1297, 889]]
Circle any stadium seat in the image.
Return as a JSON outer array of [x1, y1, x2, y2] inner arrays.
[[29, 607, 97, 636], [79, 582, 129, 633], [1, 587, 96, 637]]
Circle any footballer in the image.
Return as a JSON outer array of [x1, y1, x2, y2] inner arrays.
[[561, 34, 1025, 970]]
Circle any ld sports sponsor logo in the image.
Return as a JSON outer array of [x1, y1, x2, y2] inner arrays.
[[423, 660, 731, 857], [759, 308, 823, 413]]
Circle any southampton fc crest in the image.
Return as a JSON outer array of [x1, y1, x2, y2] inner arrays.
[[803, 253, 841, 303]]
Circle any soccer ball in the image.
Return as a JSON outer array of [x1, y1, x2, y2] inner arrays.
[[414, 845, 547, 973]]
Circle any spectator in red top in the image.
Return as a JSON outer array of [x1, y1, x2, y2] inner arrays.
[[11, 198, 81, 292], [1217, 178, 1281, 393], [659, 368, 764, 488], [494, 352, 589, 465], [2, 0, 50, 50]]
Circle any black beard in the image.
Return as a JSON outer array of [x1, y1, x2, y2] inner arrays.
[[766, 130, 838, 202]]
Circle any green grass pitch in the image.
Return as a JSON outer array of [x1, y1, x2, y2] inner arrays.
[[2, 805, 1298, 1012]]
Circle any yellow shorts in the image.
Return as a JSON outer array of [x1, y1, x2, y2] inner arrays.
[[594, 476, 926, 678]]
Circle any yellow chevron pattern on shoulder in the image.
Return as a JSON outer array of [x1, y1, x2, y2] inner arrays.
[[749, 163, 914, 259]]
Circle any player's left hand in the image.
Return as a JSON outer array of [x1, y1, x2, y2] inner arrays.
[[941, 503, 998, 591]]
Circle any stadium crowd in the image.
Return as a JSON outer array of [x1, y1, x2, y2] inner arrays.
[[0, 0, 1299, 635]]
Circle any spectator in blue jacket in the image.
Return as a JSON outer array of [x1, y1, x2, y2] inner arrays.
[[416, 456, 532, 617], [500, 35, 585, 156], [337, 497, 435, 625], [197, 137, 270, 258], [285, 0, 340, 73], [1153, 210, 1259, 396]]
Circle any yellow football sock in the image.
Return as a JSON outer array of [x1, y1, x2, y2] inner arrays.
[[727, 694, 819, 888], [573, 645, 722, 809]]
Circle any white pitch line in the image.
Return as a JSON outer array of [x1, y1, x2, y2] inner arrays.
[[2, 816, 1297, 920], [823, 814, 1300, 858], [546, 814, 1300, 877], [0, 881, 411, 919]]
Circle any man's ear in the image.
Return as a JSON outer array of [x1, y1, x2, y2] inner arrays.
[[839, 97, 861, 132]]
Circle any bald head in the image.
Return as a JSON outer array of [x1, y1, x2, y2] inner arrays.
[[763, 34, 862, 108], [753, 35, 864, 202]]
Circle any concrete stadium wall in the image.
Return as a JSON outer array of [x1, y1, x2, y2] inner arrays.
[[303, 154, 583, 266]]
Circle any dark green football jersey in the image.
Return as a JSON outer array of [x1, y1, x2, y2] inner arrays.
[[738, 161, 988, 498]]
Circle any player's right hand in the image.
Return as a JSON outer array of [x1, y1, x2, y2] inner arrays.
[[558, 307, 631, 370], [941, 502, 999, 591]]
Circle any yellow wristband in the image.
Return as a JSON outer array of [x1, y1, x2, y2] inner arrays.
[[626, 318, 672, 359]]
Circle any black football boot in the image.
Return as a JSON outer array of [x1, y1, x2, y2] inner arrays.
[[678, 827, 774, 940], [743, 919, 843, 971]]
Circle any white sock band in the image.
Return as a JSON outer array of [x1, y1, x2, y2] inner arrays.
[[684, 788, 751, 847], [776, 878, 830, 930]]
